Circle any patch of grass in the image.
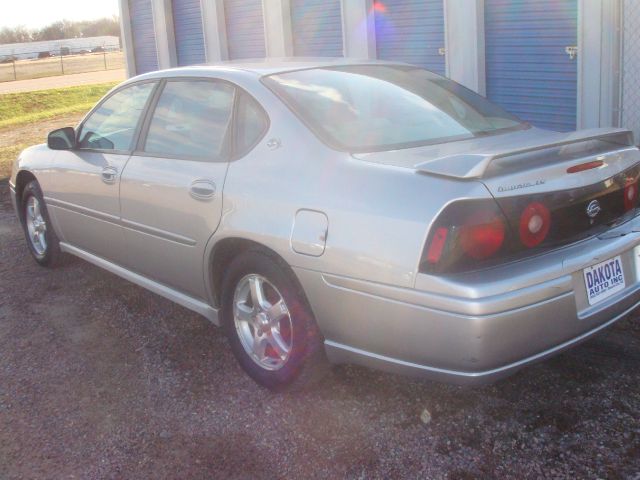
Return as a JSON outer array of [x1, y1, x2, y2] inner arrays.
[[0, 82, 116, 128], [0, 142, 32, 179]]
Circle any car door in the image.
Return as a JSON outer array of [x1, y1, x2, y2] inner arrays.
[[47, 81, 157, 265], [119, 78, 236, 299]]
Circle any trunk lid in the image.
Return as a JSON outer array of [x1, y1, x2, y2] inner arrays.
[[353, 127, 637, 187], [356, 127, 640, 270]]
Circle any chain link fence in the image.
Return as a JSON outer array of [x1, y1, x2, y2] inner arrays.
[[0, 44, 124, 83], [622, 0, 640, 142]]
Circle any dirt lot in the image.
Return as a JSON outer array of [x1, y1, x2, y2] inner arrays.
[[1, 178, 640, 479], [0, 113, 86, 179]]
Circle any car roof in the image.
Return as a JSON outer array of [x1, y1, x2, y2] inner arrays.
[[132, 57, 408, 80]]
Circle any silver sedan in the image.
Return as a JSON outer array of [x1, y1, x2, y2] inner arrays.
[[9, 59, 640, 390]]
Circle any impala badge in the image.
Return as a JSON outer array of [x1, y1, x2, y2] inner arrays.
[[586, 200, 601, 219]]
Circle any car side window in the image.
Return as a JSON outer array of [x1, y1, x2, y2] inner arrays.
[[143, 80, 235, 160], [78, 82, 155, 151], [234, 92, 269, 157]]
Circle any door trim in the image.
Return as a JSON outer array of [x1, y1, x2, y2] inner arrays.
[[121, 218, 197, 245], [45, 197, 121, 224], [46, 196, 196, 245]]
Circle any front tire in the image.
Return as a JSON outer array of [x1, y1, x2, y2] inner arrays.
[[20, 180, 62, 267], [221, 249, 328, 391]]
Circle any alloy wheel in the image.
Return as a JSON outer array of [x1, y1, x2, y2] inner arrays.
[[233, 274, 293, 371], [25, 196, 47, 256]]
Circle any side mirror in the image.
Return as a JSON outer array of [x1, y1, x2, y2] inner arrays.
[[48, 127, 76, 150]]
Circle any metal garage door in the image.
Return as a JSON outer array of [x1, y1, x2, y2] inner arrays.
[[374, 0, 445, 75], [172, 0, 206, 66], [485, 0, 578, 131], [223, 0, 266, 59], [129, 0, 158, 74], [291, 0, 343, 57]]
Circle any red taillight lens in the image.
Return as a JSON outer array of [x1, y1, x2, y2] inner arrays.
[[566, 160, 604, 174], [519, 202, 551, 248], [421, 200, 508, 273], [459, 213, 505, 260], [624, 180, 638, 211], [426, 227, 448, 264]]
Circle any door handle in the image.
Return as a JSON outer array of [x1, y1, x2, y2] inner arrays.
[[189, 179, 216, 200], [101, 166, 118, 184]]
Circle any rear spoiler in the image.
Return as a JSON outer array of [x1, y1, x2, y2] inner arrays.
[[414, 128, 636, 180]]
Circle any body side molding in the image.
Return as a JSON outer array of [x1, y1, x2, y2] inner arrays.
[[59, 242, 219, 325]]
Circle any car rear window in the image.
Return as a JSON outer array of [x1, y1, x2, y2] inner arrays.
[[263, 65, 526, 153]]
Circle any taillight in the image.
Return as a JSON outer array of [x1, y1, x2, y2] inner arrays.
[[420, 163, 640, 275], [624, 179, 638, 211], [519, 202, 551, 248], [459, 212, 505, 259], [421, 200, 508, 273], [426, 227, 448, 264]]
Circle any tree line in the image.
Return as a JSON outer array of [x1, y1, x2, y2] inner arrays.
[[0, 17, 120, 44]]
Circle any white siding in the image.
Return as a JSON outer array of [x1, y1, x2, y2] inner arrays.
[[622, 0, 640, 142]]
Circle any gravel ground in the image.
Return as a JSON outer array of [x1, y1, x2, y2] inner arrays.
[[1, 179, 639, 479]]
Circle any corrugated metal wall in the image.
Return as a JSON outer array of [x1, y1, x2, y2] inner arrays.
[[485, 0, 578, 132], [291, 0, 343, 57], [374, 0, 446, 75], [621, 0, 640, 142], [172, 0, 206, 66], [129, 0, 159, 74], [223, 0, 266, 59]]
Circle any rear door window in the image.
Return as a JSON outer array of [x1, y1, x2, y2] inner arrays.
[[143, 80, 236, 160]]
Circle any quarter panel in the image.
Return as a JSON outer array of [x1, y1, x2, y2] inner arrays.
[[214, 112, 492, 290]]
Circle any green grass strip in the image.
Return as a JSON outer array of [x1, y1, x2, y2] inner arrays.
[[0, 82, 117, 128]]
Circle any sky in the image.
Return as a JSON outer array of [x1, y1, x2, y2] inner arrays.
[[1, 0, 119, 29]]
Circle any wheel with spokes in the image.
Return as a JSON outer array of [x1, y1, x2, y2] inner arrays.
[[21, 180, 62, 266], [233, 273, 293, 371], [221, 249, 328, 390]]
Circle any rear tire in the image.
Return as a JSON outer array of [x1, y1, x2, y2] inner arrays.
[[20, 180, 62, 267], [221, 249, 329, 391]]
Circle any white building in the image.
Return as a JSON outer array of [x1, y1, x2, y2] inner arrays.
[[118, 0, 640, 139], [0, 36, 121, 60]]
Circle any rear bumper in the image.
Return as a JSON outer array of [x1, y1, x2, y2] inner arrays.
[[294, 219, 640, 385], [322, 295, 639, 385]]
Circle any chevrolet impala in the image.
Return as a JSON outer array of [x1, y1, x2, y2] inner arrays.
[[9, 59, 640, 390]]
